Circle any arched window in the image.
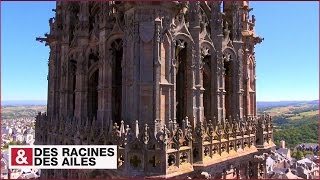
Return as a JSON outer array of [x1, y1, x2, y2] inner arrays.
[[202, 54, 211, 121], [175, 39, 188, 124], [111, 39, 123, 124], [88, 69, 99, 119], [223, 52, 234, 119], [70, 59, 77, 116]]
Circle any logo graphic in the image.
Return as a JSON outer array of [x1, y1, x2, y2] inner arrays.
[[9, 145, 117, 169], [11, 148, 33, 166]]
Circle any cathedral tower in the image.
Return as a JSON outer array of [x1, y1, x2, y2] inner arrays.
[[36, 1, 274, 178]]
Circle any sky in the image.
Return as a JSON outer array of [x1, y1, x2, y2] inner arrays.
[[1, 2, 319, 102]]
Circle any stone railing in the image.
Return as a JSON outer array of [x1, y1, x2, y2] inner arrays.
[[35, 113, 273, 177]]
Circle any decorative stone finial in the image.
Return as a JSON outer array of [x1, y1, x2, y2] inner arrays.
[[135, 120, 139, 138], [120, 120, 125, 135]]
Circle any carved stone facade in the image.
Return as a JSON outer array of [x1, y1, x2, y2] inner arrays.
[[36, 1, 274, 179]]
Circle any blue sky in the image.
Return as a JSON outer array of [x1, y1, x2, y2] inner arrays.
[[1, 2, 319, 101]]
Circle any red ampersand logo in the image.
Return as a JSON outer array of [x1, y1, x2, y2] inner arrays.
[[11, 148, 33, 166]]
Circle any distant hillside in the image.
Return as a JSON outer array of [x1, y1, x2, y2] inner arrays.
[[257, 100, 319, 148], [2, 100, 317, 107], [1, 105, 47, 119], [257, 100, 319, 110], [1, 100, 47, 106]]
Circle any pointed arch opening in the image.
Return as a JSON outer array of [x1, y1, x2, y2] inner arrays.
[[224, 53, 234, 119], [202, 55, 211, 121], [175, 39, 188, 124], [111, 39, 123, 125], [88, 69, 99, 119], [70, 59, 77, 117]]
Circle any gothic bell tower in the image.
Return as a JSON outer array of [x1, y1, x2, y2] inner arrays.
[[36, 1, 274, 179]]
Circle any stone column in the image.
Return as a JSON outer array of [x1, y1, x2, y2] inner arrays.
[[133, 20, 140, 121], [209, 51, 218, 124], [233, 42, 245, 118], [74, 48, 88, 121], [253, 58, 257, 116], [171, 40, 177, 124], [195, 52, 205, 125], [221, 58, 227, 125], [216, 47, 224, 125], [244, 48, 250, 116], [97, 60, 103, 121], [59, 43, 69, 118], [97, 26, 108, 125], [102, 40, 112, 126], [210, 1, 225, 124], [154, 17, 161, 122], [190, 2, 205, 164], [47, 46, 56, 119], [122, 35, 127, 122], [189, 2, 203, 127], [54, 44, 61, 118], [66, 57, 75, 118]]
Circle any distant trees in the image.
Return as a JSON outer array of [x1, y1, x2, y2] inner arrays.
[[291, 150, 314, 160], [303, 151, 314, 157], [273, 115, 318, 148], [292, 150, 304, 160]]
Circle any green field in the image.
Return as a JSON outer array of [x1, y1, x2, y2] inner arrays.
[[289, 110, 318, 120]]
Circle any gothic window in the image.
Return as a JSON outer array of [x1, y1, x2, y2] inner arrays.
[[175, 40, 188, 124], [111, 39, 123, 124], [88, 69, 99, 119], [202, 52, 211, 121], [223, 52, 234, 119], [70, 59, 77, 116]]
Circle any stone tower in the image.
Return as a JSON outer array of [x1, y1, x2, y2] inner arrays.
[[36, 1, 275, 179]]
